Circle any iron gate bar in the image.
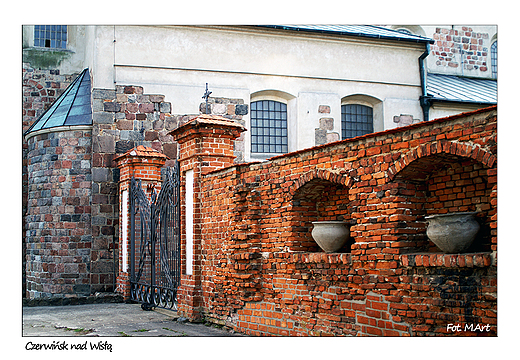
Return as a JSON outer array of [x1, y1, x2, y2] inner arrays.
[[129, 162, 181, 310]]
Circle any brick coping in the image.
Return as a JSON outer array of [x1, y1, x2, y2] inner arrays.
[[203, 105, 497, 177], [400, 251, 495, 268], [268, 105, 497, 162], [272, 251, 495, 268]]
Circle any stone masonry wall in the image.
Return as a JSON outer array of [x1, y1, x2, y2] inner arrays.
[[22, 64, 76, 296], [432, 26, 491, 73], [90, 85, 248, 292], [25, 129, 92, 298], [192, 106, 497, 336], [23, 68, 250, 297], [200, 96, 248, 163], [90, 85, 179, 292]]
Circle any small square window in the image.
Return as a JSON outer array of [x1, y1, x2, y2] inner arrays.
[[34, 25, 67, 49]]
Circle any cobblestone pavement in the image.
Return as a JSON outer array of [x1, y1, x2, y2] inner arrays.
[[23, 302, 242, 337]]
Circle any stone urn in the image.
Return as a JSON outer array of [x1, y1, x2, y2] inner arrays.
[[425, 212, 480, 253], [311, 221, 350, 253]]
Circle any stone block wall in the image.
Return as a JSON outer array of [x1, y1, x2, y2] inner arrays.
[[25, 129, 92, 298], [432, 26, 492, 73], [199, 96, 248, 163], [23, 72, 251, 298], [22, 64, 75, 296], [315, 105, 340, 146], [89, 85, 181, 293], [183, 106, 497, 336]]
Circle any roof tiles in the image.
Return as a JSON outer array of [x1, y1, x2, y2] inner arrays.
[[113, 145, 169, 161]]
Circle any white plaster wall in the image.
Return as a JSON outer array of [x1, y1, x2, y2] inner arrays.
[[121, 190, 128, 272], [185, 169, 194, 276], [35, 25, 431, 157], [22, 25, 95, 76], [429, 103, 485, 121]]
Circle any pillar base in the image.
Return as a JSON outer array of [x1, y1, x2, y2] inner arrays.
[[116, 272, 131, 300]]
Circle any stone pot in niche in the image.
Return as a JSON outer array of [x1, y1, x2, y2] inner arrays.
[[425, 212, 480, 253], [311, 221, 350, 253]]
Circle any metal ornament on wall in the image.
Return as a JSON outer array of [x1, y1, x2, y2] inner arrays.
[[202, 83, 212, 114], [129, 163, 181, 310]]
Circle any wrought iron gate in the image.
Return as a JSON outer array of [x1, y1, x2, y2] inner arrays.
[[129, 163, 181, 310]]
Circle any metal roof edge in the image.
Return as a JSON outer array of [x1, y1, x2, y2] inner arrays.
[[427, 72, 498, 82], [24, 125, 93, 142], [256, 25, 435, 44], [431, 98, 497, 106]]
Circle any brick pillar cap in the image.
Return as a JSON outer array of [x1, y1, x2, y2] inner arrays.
[[169, 114, 245, 140], [113, 145, 169, 165]]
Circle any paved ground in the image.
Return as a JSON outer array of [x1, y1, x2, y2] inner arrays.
[[23, 302, 242, 337]]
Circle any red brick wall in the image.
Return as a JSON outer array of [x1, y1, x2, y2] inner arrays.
[[189, 106, 497, 336], [114, 147, 168, 300], [171, 115, 246, 320]]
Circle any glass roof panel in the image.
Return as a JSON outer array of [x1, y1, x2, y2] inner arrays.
[[64, 114, 91, 126], [44, 114, 67, 128], [25, 68, 92, 136]]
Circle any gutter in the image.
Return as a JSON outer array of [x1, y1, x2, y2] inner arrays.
[[426, 98, 497, 106], [419, 42, 433, 121], [256, 25, 434, 44]]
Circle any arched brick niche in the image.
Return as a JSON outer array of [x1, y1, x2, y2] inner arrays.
[[287, 170, 353, 253], [389, 144, 496, 254]]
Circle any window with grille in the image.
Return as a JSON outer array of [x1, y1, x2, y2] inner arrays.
[[491, 41, 497, 79], [250, 100, 288, 154], [341, 104, 373, 139], [34, 25, 67, 49]]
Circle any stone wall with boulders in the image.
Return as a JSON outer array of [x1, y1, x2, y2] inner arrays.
[[25, 129, 92, 298]]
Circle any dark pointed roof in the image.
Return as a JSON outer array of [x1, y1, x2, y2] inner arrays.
[[25, 68, 92, 137]]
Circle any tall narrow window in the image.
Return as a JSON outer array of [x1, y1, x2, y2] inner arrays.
[[34, 25, 67, 49], [341, 104, 373, 139], [250, 100, 288, 154], [491, 41, 497, 79]]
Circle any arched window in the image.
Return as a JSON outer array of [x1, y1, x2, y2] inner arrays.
[[341, 104, 373, 139], [491, 41, 497, 79], [250, 100, 288, 154]]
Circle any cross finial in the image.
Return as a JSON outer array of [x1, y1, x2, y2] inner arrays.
[[202, 83, 212, 114]]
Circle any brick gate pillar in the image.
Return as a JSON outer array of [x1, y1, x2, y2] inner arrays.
[[114, 146, 169, 300], [170, 114, 245, 320]]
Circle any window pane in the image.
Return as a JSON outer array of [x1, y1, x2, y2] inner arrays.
[[34, 25, 67, 49], [341, 104, 374, 140], [250, 100, 288, 154]]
